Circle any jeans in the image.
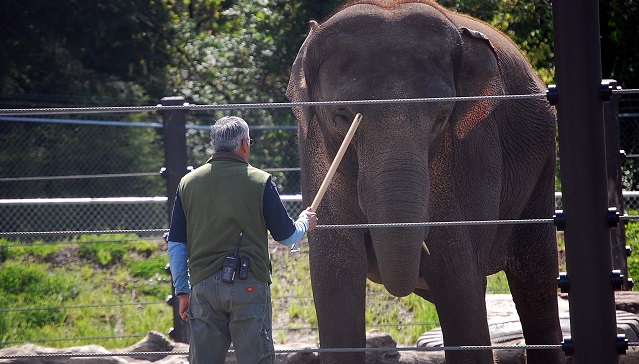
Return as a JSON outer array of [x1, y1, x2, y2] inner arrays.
[[187, 269, 274, 364]]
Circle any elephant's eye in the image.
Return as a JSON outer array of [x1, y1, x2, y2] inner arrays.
[[333, 110, 352, 133]]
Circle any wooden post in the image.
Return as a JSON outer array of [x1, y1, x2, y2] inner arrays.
[[160, 96, 191, 344]]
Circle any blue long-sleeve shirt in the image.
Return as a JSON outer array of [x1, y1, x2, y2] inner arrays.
[[167, 177, 308, 295]]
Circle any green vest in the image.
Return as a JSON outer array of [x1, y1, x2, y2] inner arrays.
[[178, 152, 272, 285]]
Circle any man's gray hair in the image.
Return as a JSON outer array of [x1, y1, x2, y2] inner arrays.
[[211, 116, 250, 152]]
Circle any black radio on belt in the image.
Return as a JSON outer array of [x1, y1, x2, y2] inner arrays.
[[221, 231, 243, 283], [238, 256, 250, 280]]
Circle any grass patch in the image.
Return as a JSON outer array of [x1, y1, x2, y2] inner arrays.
[[625, 211, 639, 281], [76, 235, 132, 267], [128, 255, 168, 279], [0, 238, 61, 262], [0, 235, 171, 349]]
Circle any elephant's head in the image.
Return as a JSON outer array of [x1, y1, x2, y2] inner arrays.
[[287, 1, 505, 297]]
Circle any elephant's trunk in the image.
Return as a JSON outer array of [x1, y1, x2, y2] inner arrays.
[[359, 157, 429, 297]]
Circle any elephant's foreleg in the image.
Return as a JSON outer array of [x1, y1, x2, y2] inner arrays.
[[309, 230, 368, 363], [506, 221, 563, 364], [425, 239, 495, 363], [505, 162, 563, 364]]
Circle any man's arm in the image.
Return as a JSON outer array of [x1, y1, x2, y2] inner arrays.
[[167, 190, 190, 296], [168, 241, 190, 295], [263, 178, 317, 248]]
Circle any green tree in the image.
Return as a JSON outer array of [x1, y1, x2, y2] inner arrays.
[[0, 1, 172, 198], [0, 1, 172, 98], [600, 0, 639, 88], [439, 0, 555, 84], [160, 0, 342, 193]]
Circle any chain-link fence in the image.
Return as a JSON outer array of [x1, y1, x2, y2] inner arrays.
[[0, 104, 303, 234], [1, 94, 638, 234], [620, 96, 639, 190]]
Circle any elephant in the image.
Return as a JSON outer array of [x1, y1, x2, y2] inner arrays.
[[286, 1, 562, 363]]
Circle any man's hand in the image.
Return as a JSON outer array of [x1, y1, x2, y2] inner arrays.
[[178, 294, 190, 321], [300, 207, 318, 232]]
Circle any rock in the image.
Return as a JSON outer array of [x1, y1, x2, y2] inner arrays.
[[115, 331, 175, 361], [365, 329, 444, 364], [0, 333, 188, 364], [616, 291, 639, 314], [275, 343, 319, 364], [0, 343, 130, 364]]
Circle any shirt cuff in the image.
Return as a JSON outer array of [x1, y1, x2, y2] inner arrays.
[[278, 216, 309, 248], [168, 241, 191, 295]]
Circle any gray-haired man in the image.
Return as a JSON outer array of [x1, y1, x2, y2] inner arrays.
[[167, 116, 317, 363]]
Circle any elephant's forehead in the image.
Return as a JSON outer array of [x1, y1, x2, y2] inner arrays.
[[316, 3, 456, 52]]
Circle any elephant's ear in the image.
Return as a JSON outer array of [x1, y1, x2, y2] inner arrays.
[[451, 27, 505, 140], [286, 21, 319, 142]]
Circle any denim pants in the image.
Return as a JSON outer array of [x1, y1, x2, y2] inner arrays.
[[187, 269, 274, 364]]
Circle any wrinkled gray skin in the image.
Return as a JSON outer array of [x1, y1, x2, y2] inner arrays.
[[286, 1, 561, 363]]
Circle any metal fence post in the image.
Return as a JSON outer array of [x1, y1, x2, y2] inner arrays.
[[160, 96, 190, 344], [604, 79, 632, 290], [552, 2, 620, 363]]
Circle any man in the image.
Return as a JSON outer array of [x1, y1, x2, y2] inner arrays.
[[167, 115, 318, 364]]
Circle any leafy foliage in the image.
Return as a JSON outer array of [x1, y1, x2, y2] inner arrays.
[[600, 0, 639, 88], [625, 215, 639, 281], [0, 0, 172, 97], [440, 0, 555, 84]]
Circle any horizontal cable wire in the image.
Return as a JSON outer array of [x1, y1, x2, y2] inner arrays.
[[1, 321, 440, 346], [0, 301, 165, 313], [275, 345, 563, 353], [1, 334, 146, 346], [0, 218, 551, 237], [0, 89, 635, 118], [2, 237, 162, 248], [0, 93, 548, 116], [0, 343, 565, 359], [0, 172, 160, 182], [317, 218, 554, 229], [0, 350, 189, 359], [0, 115, 163, 128], [0, 229, 168, 237], [0, 197, 168, 205], [0, 115, 298, 130], [4, 214, 639, 237]]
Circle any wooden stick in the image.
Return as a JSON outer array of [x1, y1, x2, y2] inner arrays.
[[310, 113, 362, 211]]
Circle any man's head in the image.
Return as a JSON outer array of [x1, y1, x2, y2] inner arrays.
[[211, 116, 251, 152]]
